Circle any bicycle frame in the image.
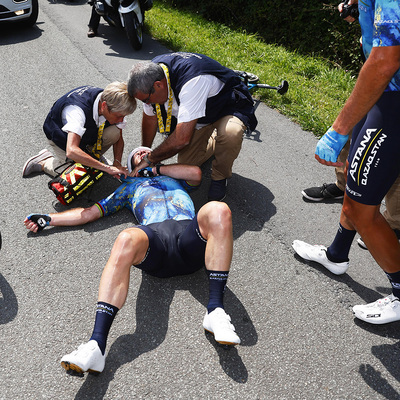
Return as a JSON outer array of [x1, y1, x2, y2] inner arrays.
[[234, 70, 289, 95], [248, 81, 289, 95]]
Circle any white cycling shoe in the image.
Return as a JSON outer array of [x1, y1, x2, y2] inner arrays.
[[61, 340, 105, 374], [292, 240, 349, 275], [203, 307, 240, 345], [353, 294, 400, 324]]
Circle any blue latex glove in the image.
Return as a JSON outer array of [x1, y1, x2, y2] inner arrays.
[[315, 127, 349, 163]]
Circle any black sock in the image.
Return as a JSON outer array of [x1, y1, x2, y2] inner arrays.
[[385, 271, 400, 298], [206, 270, 229, 313], [326, 223, 356, 263], [90, 301, 119, 355]]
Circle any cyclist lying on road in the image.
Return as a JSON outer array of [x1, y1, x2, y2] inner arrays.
[[24, 146, 240, 375]]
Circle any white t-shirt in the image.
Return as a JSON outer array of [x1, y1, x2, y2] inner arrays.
[[143, 74, 224, 129], [61, 93, 127, 137]]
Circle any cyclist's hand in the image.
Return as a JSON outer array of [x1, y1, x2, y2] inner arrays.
[[24, 214, 51, 233], [315, 127, 349, 166]]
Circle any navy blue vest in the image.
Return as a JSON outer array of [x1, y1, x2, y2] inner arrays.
[[152, 52, 257, 132], [43, 86, 103, 151]]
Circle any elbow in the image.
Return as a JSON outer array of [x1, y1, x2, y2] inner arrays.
[[189, 166, 202, 186], [65, 146, 77, 160], [175, 132, 193, 150], [176, 139, 191, 151], [65, 149, 73, 160], [194, 167, 202, 184]]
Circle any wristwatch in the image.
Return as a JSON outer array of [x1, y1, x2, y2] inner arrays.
[[143, 154, 153, 166]]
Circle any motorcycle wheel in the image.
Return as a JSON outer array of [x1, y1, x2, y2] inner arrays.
[[122, 11, 143, 50]]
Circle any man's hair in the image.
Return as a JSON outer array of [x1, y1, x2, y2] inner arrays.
[[101, 81, 137, 115], [127, 62, 165, 97]]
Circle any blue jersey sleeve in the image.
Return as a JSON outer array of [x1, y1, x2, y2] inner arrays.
[[96, 178, 141, 217], [373, 1, 400, 47], [360, 0, 400, 91]]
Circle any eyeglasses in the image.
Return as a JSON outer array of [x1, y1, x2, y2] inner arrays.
[[141, 84, 155, 104]]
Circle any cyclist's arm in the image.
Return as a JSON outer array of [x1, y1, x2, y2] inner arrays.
[[24, 205, 102, 233], [51, 205, 102, 226], [332, 45, 400, 136]]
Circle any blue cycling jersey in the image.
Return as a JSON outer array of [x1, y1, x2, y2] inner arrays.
[[359, 0, 400, 91], [96, 174, 196, 225]]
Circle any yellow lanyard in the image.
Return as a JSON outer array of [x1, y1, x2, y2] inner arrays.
[[155, 63, 173, 135], [93, 122, 105, 159]]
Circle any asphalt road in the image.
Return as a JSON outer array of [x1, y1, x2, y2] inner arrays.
[[1, 2, 400, 399]]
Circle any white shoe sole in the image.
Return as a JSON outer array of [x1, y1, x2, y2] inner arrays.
[[204, 327, 240, 346]]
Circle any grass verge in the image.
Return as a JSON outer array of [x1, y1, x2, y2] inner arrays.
[[145, 2, 357, 137]]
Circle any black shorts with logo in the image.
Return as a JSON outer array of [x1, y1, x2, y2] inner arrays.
[[346, 91, 400, 205], [135, 216, 207, 278]]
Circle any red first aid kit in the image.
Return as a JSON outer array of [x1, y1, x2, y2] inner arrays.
[[48, 163, 103, 205]]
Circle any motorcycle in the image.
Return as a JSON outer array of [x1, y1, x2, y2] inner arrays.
[[93, 0, 153, 50]]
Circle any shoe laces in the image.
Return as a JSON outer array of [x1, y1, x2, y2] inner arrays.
[[374, 294, 399, 308]]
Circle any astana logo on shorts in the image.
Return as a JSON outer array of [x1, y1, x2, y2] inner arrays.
[[349, 128, 387, 186]]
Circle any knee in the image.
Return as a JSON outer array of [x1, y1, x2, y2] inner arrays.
[[102, 125, 121, 148], [223, 126, 244, 145], [207, 202, 232, 231], [342, 198, 378, 230], [114, 229, 137, 256], [117, 229, 134, 243], [217, 118, 245, 144], [113, 228, 148, 266]]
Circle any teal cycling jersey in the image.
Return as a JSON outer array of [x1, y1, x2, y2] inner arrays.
[[96, 174, 196, 225], [359, 0, 400, 91]]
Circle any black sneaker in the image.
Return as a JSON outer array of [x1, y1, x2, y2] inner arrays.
[[208, 179, 227, 201], [302, 183, 344, 202]]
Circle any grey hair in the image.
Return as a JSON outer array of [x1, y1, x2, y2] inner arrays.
[[100, 81, 137, 115], [127, 62, 165, 97]]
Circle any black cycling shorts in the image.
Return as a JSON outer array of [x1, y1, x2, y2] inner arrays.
[[346, 91, 400, 205], [135, 216, 207, 278]]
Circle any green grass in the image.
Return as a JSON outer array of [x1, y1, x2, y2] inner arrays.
[[145, 2, 357, 137]]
